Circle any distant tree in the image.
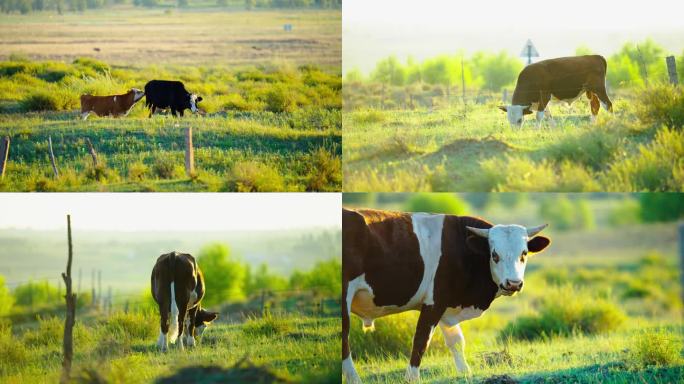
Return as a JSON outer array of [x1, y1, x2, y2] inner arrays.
[[13, 281, 60, 308], [140, 0, 157, 7], [471, 51, 522, 92], [198, 243, 247, 306], [639, 193, 684, 222], [575, 45, 593, 56], [371, 55, 406, 87], [344, 68, 364, 83], [421, 55, 458, 97], [32, 0, 44, 11], [289, 259, 341, 296], [405, 193, 469, 215], [539, 196, 594, 231], [245, 264, 288, 295], [0, 276, 13, 316], [177, 0, 187, 7], [244, 0, 254, 9]]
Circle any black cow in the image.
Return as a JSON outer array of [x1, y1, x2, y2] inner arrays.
[[144, 80, 203, 118]]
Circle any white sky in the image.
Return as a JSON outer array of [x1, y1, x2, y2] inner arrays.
[[0, 193, 341, 231], [343, 0, 684, 74]]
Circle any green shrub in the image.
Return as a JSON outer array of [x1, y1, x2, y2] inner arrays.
[[13, 280, 60, 307], [500, 287, 625, 340], [0, 276, 13, 316], [544, 128, 621, 170], [404, 193, 468, 214], [98, 311, 157, 341], [636, 85, 684, 129], [263, 84, 298, 113], [127, 161, 150, 181], [225, 161, 285, 192], [20, 89, 77, 112], [0, 325, 28, 375], [22, 316, 63, 347], [629, 329, 682, 367], [152, 156, 178, 179]]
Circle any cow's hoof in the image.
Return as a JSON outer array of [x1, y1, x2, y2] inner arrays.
[[404, 366, 420, 382]]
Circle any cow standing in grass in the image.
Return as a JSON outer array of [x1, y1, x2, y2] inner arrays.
[[499, 55, 613, 127], [79, 88, 145, 120], [151, 251, 218, 351], [342, 208, 551, 383], [144, 80, 203, 118]]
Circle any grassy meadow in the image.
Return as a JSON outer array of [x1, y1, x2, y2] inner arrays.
[[0, 311, 340, 383], [0, 7, 341, 191], [343, 87, 683, 193], [343, 194, 684, 383]]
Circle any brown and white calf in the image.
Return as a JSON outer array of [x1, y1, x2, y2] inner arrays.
[[499, 55, 613, 127], [79, 88, 145, 120], [342, 208, 551, 383], [151, 251, 218, 351]]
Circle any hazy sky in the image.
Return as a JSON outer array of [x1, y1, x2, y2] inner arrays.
[[343, 0, 684, 74], [0, 193, 341, 231]]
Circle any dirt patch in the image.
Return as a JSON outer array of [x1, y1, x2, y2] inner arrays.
[[482, 374, 519, 384], [155, 357, 291, 384], [437, 135, 513, 155]]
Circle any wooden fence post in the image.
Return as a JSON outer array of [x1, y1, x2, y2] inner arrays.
[[0, 136, 9, 178], [679, 224, 684, 306], [97, 270, 102, 309], [666, 56, 679, 86], [184, 127, 195, 177], [48, 136, 59, 178], [85, 138, 98, 167], [60, 214, 76, 384]]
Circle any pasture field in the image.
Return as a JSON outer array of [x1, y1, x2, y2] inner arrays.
[[0, 311, 340, 383], [344, 196, 684, 384], [0, 7, 341, 68], [342, 91, 683, 192]]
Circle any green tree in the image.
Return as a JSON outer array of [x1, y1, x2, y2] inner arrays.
[[198, 243, 247, 306], [13, 281, 60, 308], [471, 51, 522, 92], [404, 193, 469, 215], [539, 196, 594, 231], [639, 193, 684, 222], [371, 55, 406, 87], [289, 259, 341, 296], [245, 264, 288, 295], [421, 55, 458, 96], [575, 45, 593, 56], [345, 68, 364, 83], [244, 0, 254, 9], [0, 276, 13, 316]]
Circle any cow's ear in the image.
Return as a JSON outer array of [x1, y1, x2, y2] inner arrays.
[[522, 106, 533, 115], [498, 105, 508, 112], [204, 311, 218, 323], [528, 236, 551, 254], [466, 235, 489, 255]]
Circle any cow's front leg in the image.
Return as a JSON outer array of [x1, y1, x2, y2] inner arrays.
[[406, 305, 445, 382], [439, 322, 471, 375]]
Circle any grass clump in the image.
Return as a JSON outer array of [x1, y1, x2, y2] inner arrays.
[[0, 323, 28, 375], [629, 329, 682, 367], [305, 146, 341, 191], [636, 84, 684, 129], [352, 109, 386, 125], [226, 161, 285, 192], [98, 312, 157, 341], [20, 89, 76, 112], [242, 314, 292, 337], [500, 287, 626, 340], [22, 315, 63, 347]]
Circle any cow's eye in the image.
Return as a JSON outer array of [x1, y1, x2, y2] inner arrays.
[[520, 250, 528, 262], [492, 251, 500, 263]]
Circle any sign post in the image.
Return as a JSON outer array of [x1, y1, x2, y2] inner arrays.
[[520, 39, 539, 65]]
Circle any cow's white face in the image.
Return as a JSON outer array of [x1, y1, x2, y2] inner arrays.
[[189, 94, 203, 113], [467, 224, 550, 296], [499, 105, 530, 127], [131, 88, 145, 102]]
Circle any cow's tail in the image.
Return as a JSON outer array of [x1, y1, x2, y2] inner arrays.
[[168, 253, 179, 343]]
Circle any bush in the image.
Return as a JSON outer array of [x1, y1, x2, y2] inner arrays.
[[544, 128, 621, 170], [20, 89, 77, 112], [13, 280, 60, 307], [636, 85, 684, 129], [98, 312, 157, 341], [22, 316, 63, 347], [128, 161, 149, 181], [0, 276, 13, 316], [226, 161, 285, 192], [500, 287, 625, 340], [305, 146, 341, 192], [404, 193, 468, 214], [0, 324, 28, 375], [629, 329, 682, 367], [539, 196, 595, 231], [152, 156, 178, 179], [263, 84, 298, 113], [638, 193, 684, 222]]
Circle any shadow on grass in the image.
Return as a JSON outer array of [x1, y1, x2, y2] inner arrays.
[[155, 356, 291, 384]]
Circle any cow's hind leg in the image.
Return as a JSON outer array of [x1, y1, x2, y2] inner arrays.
[[342, 279, 361, 384], [439, 321, 471, 375], [156, 288, 170, 351], [587, 76, 613, 112], [406, 305, 445, 382], [185, 306, 198, 347], [588, 92, 600, 124], [174, 286, 190, 350]]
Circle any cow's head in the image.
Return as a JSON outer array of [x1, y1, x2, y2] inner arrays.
[[130, 88, 145, 102], [194, 308, 218, 337], [498, 105, 532, 127], [466, 224, 550, 296], [188, 94, 203, 113]]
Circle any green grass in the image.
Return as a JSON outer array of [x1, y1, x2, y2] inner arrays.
[[343, 89, 682, 192], [0, 312, 339, 383]]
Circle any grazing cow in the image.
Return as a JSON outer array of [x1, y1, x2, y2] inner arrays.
[[151, 251, 218, 351], [79, 88, 145, 120], [144, 80, 203, 118], [499, 55, 613, 127], [342, 208, 551, 383]]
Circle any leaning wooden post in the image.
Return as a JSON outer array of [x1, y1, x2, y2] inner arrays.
[[48, 136, 59, 178], [85, 138, 98, 167], [184, 126, 195, 177], [60, 214, 76, 384], [666, 56, 679, 86], [0, 136, 9, 178]]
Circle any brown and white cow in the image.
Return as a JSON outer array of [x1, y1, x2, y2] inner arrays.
[[151, 251, 218, 351], [499, 55, 613, 127], [342, 208, 551, 383], [79, 88, 145, 120]]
